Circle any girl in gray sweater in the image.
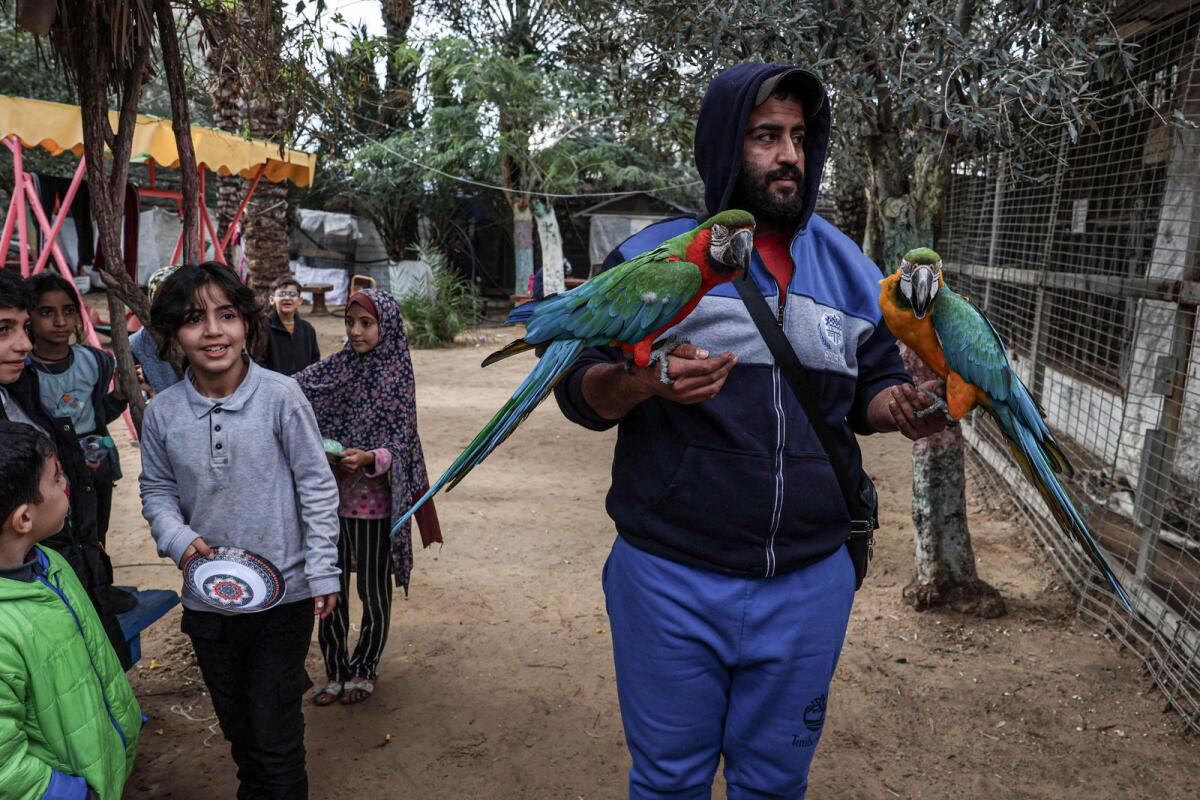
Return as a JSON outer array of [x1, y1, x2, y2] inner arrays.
[[139, 262, 340, 799]]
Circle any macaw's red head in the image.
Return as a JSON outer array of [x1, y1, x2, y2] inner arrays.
[[688, 209, 756, 279]]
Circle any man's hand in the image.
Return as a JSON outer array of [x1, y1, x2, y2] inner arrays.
[[629, 343, 737, 405], [179, 536, 214, 568], [582, 343, 737, 420], [338, 448, 374, 474], [868, 380, 951, 440], [314, 593, 338, 619]]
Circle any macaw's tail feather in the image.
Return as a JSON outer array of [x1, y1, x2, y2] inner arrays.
[[506, 299, 539, 325], [992, 406, 1134, 612], [392, 338, 586, 537], [482, 338, 536, 367], [1040, 432, 1074, 478]]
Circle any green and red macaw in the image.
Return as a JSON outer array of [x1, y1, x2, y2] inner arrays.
[[390, 209, 756, 535], [879, 247, 1133, 612]]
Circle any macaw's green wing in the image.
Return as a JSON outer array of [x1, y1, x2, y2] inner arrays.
[[933, 286, 1066, 470], [523, 249, 703, 346], [931, 288, 1015, 403]]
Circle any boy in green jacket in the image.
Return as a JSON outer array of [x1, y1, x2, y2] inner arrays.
[[0, 421, 141, 800]]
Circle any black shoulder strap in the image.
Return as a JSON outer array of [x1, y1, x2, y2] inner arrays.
[[733, 274, 867, 521]]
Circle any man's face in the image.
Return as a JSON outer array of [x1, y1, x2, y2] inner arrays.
[[0, 308, 31, 385], [734, 95, 808, 228]]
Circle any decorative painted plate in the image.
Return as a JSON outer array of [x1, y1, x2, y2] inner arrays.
[[183, 546, 286, 613]]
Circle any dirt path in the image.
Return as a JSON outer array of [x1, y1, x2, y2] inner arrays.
[[109, 316, 1195, 799]]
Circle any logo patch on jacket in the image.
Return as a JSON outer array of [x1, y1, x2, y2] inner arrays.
[[818, 312, 845, 367], [803, 692, 827, 732]]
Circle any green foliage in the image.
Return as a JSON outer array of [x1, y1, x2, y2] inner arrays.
[[557, 0, 1140, 265], [398, 240, 484, 348], [317, 33, 690, 262], [561, 1, 1129, 156], [0, 12, 76, 104]]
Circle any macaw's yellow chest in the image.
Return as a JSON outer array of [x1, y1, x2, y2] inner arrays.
[[878, 278, 949, 378]]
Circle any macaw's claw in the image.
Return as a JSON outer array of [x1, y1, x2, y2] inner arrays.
[[647, 336, 690, 385], [913, 382, 959, 427]]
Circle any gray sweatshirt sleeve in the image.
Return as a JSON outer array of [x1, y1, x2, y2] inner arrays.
[[280, 397, 342, 597], [139, 407, 199, 566]]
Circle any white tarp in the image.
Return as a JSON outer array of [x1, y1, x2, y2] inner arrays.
[[588, 214, 674, 269], [136, 207, 215, 284], [293, 208, 359, 253], [55, 217, 80, 270], [354, 218, 390, 266], [82, 207, 217, 288], [291, 261, 349, 307]]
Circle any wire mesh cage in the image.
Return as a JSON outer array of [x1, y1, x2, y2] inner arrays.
[[939, 4, 1200, 733]]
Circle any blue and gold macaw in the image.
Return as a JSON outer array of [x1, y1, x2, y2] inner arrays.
[[879, 247, 1133, 612]]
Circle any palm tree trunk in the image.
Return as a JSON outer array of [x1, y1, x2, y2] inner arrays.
[[241, 0, 290, 297], [380, 0, 415, 132]]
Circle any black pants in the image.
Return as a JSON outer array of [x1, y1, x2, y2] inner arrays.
[[183, 600, 315, 800], [94, 478, 113, 547], [319, 516, 394, 682]]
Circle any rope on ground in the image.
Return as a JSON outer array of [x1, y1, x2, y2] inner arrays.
[[169, 703, 221, 748]]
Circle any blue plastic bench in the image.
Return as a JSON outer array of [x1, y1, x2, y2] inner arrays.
[[115, 587, 180, 667]]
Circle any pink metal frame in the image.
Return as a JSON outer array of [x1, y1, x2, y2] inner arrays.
[[0, 135, 133, 434], [142, 160, 266, 267], [2, 136, 276, 438], [1, 136, 99, 343]]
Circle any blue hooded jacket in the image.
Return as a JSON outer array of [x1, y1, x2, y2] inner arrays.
[[553, 63, 911, 578]]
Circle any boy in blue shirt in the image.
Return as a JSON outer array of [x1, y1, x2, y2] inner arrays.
[[26, 275, 129, 587]]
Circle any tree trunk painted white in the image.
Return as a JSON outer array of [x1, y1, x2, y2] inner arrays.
[[512, 200, 535, 295], [910, 424, 975, 581], [902, 346, 1006, 617], [533, 199, 564, 296]]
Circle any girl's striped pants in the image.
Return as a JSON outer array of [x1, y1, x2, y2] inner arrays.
[[319, 516, 394, 682]]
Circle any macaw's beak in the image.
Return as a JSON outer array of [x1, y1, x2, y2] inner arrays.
[[731, 228, 754, 271], [910, 265, 937, 319]]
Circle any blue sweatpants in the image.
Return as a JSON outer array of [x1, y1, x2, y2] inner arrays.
[[602, 536, 856, 800]]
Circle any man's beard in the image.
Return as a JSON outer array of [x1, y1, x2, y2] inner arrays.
[[730, 163, 807, 228]]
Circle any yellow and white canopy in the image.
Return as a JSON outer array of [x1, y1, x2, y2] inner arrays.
[[0, 95, 317, 187]]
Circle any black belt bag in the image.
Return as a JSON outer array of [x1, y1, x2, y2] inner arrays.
[[734, 275, 879, 590]]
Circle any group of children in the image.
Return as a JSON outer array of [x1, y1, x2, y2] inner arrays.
[[0, 262, 440, 798]]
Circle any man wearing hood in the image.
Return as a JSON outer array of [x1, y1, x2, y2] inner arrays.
[[554, 63, 945, 798]]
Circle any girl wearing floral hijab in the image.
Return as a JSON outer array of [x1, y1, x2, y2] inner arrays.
[[296, 289, 442, 705]]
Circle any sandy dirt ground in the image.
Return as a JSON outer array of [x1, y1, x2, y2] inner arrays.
[[102, 312, 1197, 799]]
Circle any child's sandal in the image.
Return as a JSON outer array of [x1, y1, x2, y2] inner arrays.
[[341, 678, 375, 704], [313, 681, 343, 706]]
